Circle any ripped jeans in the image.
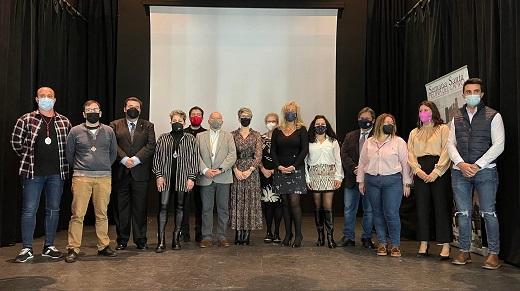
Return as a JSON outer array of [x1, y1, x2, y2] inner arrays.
[[21, 175, 65, 249], [452, 168, 499, 254]]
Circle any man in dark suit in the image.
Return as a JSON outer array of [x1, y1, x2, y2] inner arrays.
[[110, 97, 156, 250], [339, 107, 376, 248]]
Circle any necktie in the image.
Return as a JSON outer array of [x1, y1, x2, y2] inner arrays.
[[130, 122, 136, 142], [359, 132, 367, 154]]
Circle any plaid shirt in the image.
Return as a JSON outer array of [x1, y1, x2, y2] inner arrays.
[[11, 110, 72, 179]]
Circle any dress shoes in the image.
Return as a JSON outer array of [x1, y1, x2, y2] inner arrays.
[[97, 246, 117, 257], [452, 251, 472, 265], [482, 254, 500, 270], [115, 243, 127, 251], [338, 236, 355, 247], [361, 238, 375, 249], [218, 238, 230, 248], [416, 244, 429, 258], [377, 244, 388, 256], [136, 243, 148, 250], [180, 233, 191, 243], [200, 239, 212, 248], [438, 255, 450, 261], [65, 249, 78, 263]]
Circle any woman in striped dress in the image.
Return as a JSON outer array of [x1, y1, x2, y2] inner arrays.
[[152, 109, 199, 252]]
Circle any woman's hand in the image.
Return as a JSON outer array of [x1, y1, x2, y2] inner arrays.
[[157, 177, 166, 192], [424, 172, 439, 183], [185, 179, 194, 192], [234, 168, 245, 180], [403, 185, 411, 197], [307, 183, 313, 190], [261, 167, 272, 178], [333, 180, 342, 190], [417, 170, 429, 182], [358, 182, 365, 195]]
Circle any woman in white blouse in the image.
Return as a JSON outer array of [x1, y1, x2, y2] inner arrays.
[[305, 115, 343, 248]]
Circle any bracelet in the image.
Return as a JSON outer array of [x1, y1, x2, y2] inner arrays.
[[404, 183, 412, 187]]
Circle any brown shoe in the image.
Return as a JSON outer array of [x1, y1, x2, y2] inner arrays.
[[377, 244, 387, 256], [482, 254, 500, 270], [218, 238, 230, 248], [200, 239, 212, 248], [452, 251, 472, 265], [390, 245, 401, 257]]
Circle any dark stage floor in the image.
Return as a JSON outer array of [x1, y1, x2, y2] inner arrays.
[[1, 216, 519, 290]]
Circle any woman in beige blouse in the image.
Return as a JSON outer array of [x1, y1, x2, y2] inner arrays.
[[407, 101, 452, 260]]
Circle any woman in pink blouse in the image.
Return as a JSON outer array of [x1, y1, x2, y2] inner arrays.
[[357, 113, 412, 257]]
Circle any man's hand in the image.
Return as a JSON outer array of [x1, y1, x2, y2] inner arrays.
[[125, 158, 135, 169], [459, 162, 478, 178], [205, 169, 218, 178]]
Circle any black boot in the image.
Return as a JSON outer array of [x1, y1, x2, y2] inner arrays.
[[324, 210, 336, 248], [242, 230, 251, 246], [172, 229, 181, 250], [156, 232, 166, 253], [156, 200, 169, 253], [172, 191, 186, 250], [235, 230, 243, 245], [314, 209, 325, 246]]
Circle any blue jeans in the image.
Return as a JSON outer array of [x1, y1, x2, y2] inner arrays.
[[21, 175, 65, 248], [364, 173, 403, 246], [452, 168, 500, 254], [343, 183, 373, 240]]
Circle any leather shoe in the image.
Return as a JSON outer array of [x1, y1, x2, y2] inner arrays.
[[181, 233, 191, 243], [200, 239, 212, 248], [361, 238, 375, 249], [338, 236, 355, 247], [136, 243, 148, 250], [452, 251, 471, 265], [482, 254, 500, 270], [218, 238, 230, 248], [65, 249, 78, 263], [115, 243, 127, 250], [97, 246, 117, 257]]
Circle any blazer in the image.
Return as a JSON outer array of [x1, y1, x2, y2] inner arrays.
[[196, 129, 237, 186], [109, 118, 156, 181], [340, 128, 374, 189]]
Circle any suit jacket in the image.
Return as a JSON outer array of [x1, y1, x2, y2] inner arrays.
[[109, 118, 156, 181], [196, 129, 237, 186], [340, 128, 374, 189]]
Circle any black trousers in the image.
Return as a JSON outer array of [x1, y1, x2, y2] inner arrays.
[[115, 172, 149, 245], [414, 156, 453, 243], [181, 185, 203, 240]]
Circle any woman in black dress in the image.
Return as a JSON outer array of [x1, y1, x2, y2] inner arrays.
[[271, 102, 309, 248]]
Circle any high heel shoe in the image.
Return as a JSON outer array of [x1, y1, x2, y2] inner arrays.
[[292, 234, 303, 248], [438, 246, 451, 261], [280, 233, 293, 247], [416, 243, 430, 258]]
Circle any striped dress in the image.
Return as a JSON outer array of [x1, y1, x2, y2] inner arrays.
[[152, 132, 199, 192]]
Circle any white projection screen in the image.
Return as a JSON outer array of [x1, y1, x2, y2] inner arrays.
[[150, 6, 337, 135]]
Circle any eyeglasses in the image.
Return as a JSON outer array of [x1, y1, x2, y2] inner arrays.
[[85, 108, 100, 113]]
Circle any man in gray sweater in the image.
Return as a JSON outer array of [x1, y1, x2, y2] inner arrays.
[[65, 100, 118, 263]]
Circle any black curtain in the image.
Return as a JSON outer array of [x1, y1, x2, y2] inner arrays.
[[401, 0, 520, 266]]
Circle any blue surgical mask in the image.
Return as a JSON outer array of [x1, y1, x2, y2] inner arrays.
[[465, 95, 481, 107], [38, 97, 55, 111], [285, 111, 297, 122]]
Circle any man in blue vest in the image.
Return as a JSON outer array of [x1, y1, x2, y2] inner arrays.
[[447, 78, 505, 270]]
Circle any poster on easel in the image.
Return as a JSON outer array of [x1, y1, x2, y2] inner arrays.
[[425, 66, 487, 256]]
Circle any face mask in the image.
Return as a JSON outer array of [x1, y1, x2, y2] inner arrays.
[[315, 125, 327, 135], [419, 111, 432, 123], [38, 97, 55, 111], [86, 113, 100, 124], [465, 95, 481, 107], [210, 119, 222, 130], [171, 122, 183, 132], [382, 124, 394, 135], [240, 117, 251, 127], [126, 107, 140, 119], [358, 119, 373, 129], [285, 111, 297, 122], [190, 116, 203, 126], [266, 122, 276, 131]]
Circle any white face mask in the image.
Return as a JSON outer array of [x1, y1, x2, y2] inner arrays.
[[266, 122, 276, 131]]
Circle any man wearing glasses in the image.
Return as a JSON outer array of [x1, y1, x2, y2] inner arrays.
[[65, 100, 118, 263]]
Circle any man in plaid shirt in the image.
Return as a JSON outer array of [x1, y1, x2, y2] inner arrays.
[[11, 87, 72, 263]]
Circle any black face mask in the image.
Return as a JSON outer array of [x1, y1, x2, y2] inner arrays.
[[358, 119, 373, 129], [240, 117, 251, 127], [382, 124, 394, 135], [86, 113, 100, 124], [171, 122, 183, 132], [315, 125, 327, 135], [126, 107, 140, 119]]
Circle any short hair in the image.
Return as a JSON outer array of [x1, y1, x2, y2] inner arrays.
[[416, 101, 444, 128], [264, 112, 279, 124], [463, 78, 483, 92], [373, 113, 396, 139], [169, 109, 187, 121], [189, 106, 204, 117], [357, 107, 376, 120], [237, 107, 253, 117], [83, 100, 101, 111], [124, 97, 142, 107], [279, 101, 305, 130]]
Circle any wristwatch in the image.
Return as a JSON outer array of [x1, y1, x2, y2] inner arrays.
[[404, 183, 412, 187]]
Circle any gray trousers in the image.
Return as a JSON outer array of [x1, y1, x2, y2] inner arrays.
[[201, 182, 231, 240]]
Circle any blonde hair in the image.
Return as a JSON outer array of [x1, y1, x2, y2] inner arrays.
[[278, 101, 305, 130], [264, 112, 279, 124], [237, 107, 253, 117], [169, 109, 186, 121], [373, 113, 396, 139]]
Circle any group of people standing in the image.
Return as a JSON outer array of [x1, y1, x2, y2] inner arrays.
[[11, 77, 504, 270]]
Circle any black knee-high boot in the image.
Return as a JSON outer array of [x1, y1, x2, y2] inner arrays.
[[324, 210, 336, 248], [156, 202, 168, 253], [281, 196, 293, 246], [235, 230, 243, 245], [314, 209, 325, 246], [172, 191, 186, 250]]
